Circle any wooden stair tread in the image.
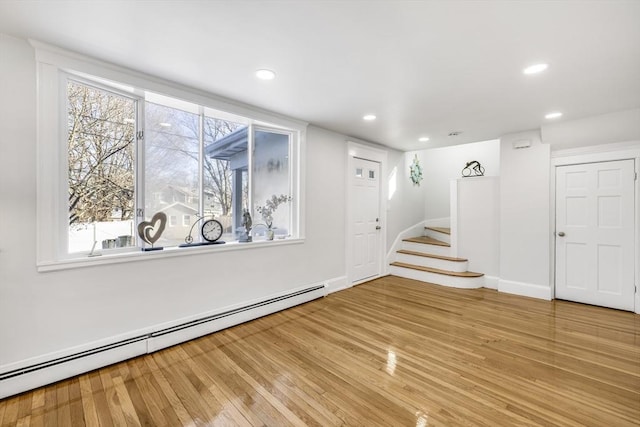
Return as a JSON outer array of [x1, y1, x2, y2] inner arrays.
[[390, 261, 484, 277], [424, 226, 451, 235], [403, 236, 450, 247], [396, 249, 467, 262]]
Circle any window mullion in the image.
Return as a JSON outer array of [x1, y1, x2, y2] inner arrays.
[[198, 109, 205, 242], [135, 99, 145, 248], [248, 123, 254, 221]]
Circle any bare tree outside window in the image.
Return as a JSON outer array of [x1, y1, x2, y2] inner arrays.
[[143, 101, 244, 245], [67, 81, 136, 252], [203, 117, 241, 216]]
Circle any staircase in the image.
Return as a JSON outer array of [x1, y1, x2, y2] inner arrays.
[[389, 227, 484, 288]]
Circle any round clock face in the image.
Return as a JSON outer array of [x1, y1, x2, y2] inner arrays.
[[201, 219, 223, 242]]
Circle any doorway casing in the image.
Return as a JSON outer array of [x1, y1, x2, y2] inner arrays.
[[551, 141, 640, 314]]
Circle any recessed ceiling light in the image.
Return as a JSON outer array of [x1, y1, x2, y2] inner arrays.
[[255, 69, 276, 80], [159, 122, 172, 127], [523, 63, 548, 75], [545, 111, 563, 119], [418, 137, 429, 142], [363, 114, 376, 121]]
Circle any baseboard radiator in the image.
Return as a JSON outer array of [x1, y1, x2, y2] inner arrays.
[[0, 284, 326, 399]]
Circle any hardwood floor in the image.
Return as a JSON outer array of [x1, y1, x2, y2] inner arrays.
[[1, 276, 639, 426]]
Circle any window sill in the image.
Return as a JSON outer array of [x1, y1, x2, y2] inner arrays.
[[37, 237, 304, 272]]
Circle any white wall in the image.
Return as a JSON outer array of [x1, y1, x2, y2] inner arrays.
[[542, 108, 640, 149], [384, 150, 428, 249], [0, 35, 421, 379], [417, 139, 500, 221], [499, 130, 551, 299]]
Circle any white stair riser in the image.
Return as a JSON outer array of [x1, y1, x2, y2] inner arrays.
[[424, 230, 451, 244], [395, 253, 468, 272], [389, 265, 484, 289], [401, 241, 451, 257]]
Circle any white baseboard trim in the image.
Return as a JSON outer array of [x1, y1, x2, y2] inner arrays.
[[0, 328, 153, 377], [484, 275, 499, 290], [0, 279, 333, 399], [325, 276, 349, 294], [352, 274, 384, 287], [498, 279, 552, 300]]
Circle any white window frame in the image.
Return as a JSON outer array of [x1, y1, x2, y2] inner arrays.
[[250, 125, 297, 236], [34, 41, 306, 272], [64, 75, 143, 256]]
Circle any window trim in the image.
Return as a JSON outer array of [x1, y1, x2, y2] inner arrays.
[[38, 238, 306, 272], [34, 40, 307, 271], [250, 125, 296, 235]]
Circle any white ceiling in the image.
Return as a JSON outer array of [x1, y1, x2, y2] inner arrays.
[[1, 0, 639, 151]]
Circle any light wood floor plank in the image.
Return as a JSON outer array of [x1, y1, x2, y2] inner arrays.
[[124, 358, 174, 427], [99, 368, 129, 426], [1, 276, 639, 426], [199, 334, 307, 427], [181, 341, 267, 426], [149, 348, 218, 425], [0, 391, 19, 426], [143, 356, 194, 426], [55, 381, 71, 426], [0, 397, 5, 426], [78, 374, 100, 427], [216, 329, 347, 427], [41, 383, 58, 427], [87, 370, 112, 427], [210, 329, 343, 426], [67, 378, 85, 426]]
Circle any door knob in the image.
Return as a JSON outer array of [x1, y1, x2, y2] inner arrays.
[[376, 226, 381, 230], [557, 231, 565, 237]]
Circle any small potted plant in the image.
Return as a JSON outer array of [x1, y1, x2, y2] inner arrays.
[[256, 194, 291, 240]]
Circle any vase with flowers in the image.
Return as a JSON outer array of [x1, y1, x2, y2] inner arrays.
[[256, 194, 292, 240]]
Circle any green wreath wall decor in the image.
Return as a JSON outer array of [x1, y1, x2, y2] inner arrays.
[[409, 154, 423, 186]]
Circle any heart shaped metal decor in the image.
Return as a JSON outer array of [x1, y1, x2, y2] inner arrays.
[[137, 212, 167, 246]]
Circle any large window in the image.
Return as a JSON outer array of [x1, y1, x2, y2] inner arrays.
[[61, 76, 299, 257]]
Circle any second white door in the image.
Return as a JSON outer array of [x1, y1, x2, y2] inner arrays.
[[555, 159, 635, 311]]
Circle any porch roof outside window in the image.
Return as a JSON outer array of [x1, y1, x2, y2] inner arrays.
[[205, 126, 248, 160]]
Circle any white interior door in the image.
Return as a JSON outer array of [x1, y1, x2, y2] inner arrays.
[[351, 158, 381, 283], [555, 160, 636, 311]]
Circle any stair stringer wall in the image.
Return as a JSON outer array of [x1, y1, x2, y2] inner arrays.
[[451, 177, 500, 289]]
